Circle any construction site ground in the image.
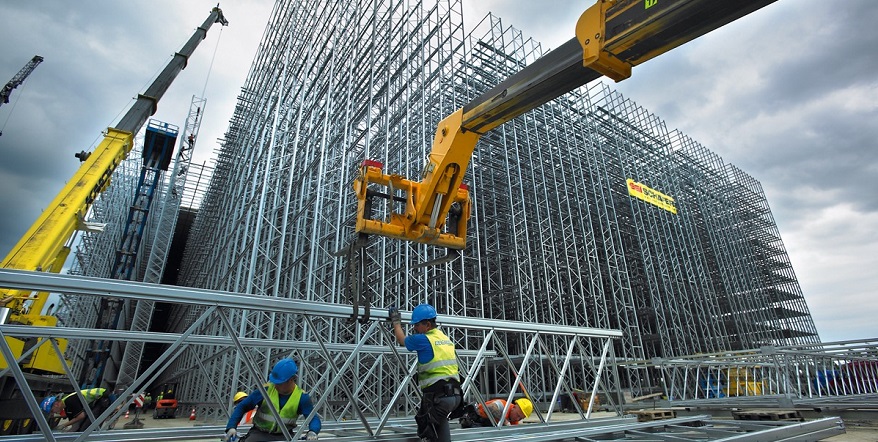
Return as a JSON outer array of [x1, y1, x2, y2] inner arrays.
[[99, 409, 878, 441]]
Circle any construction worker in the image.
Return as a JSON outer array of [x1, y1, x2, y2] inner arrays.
[[458, 398, 533, 427], [389, 303, 462, 442], [40, 388, 114, 432], [234, 391, 256, 425], [224, 358, 321, 441]]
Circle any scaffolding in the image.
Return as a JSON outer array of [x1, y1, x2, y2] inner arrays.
[[40, 0, 829, 431]]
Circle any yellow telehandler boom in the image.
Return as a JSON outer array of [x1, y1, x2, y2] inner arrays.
[[353, 0, 777, 250]]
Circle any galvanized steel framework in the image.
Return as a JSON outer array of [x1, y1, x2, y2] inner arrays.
[[1, 269, 626, 440], [43, 0, 831, 427], [0, 270, 859, 441]]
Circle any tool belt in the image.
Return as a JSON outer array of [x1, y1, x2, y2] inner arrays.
[[422, 378, 462, 398]]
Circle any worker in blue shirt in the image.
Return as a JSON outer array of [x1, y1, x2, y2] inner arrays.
[[224, 358, 321, 441], [390, 303, 462, 442]]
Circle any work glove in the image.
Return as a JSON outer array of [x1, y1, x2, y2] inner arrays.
[[305, 430, 319, 440], [223, 428, 238, 442], [388, 307, 401, 327]]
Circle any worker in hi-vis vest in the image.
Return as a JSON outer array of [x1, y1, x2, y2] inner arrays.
[[224, 359, 321, 441], [40, 388, 114, 432], [390, 303, 463, 442]]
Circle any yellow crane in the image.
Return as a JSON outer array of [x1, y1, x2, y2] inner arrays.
[[0, 7, 228, 375]]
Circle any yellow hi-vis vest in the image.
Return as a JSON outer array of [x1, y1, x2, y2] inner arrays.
[[417, 328, 460, 390], [63, 388, 106, 405], [252, 384, 303, 434]]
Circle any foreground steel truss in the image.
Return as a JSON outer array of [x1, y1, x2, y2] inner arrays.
[[0, 270, 847, 441], [1, 269, 622, 439]]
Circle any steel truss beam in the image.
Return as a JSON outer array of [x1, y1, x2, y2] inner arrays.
[[0, 270, 854, 441], [1, 269, 623, 440], [630, 339, 878, 406]]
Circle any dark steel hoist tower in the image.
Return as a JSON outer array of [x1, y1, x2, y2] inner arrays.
[[0, 55, 43, 108]]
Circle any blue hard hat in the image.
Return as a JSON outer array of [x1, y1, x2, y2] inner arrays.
[[269, 358, 298, 384], [410, 304, 437, 324], [40, 396, 57, 414]]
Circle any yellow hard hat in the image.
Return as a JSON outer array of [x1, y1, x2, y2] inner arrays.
[[514, 398, 533, 418], [233, 391, 248, 403]]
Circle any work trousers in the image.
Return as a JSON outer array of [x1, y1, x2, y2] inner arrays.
[[415, 390, 461, 442]]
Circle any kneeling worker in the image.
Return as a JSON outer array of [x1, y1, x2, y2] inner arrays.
[[40, 388, 114, 432], [225, 358, 321, 441], [460, 397, 533, 427]]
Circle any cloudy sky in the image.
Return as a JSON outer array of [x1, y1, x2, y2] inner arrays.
[[1, 1, 875, 344]]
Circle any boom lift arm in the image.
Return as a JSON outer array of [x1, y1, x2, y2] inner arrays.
[[354, 0, 777, 250], [0, 7, 228, 374]]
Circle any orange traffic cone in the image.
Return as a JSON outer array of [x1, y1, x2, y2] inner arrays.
[[124, 409, 130, 419], [189, 408, 196, 421]]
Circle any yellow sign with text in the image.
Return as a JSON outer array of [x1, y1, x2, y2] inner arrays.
[[626, 179, 677, 214]]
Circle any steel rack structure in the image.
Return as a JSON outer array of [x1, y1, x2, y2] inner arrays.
[[40, 0, 833, 433], [166, 0, 821, 406], [59, 133, 145, 386]]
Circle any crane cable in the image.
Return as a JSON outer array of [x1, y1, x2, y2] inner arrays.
[[200, 25, 225, 98], [88, 53, 171, 153], [0, 77, 31, 137], [85, 24, 224, 152]]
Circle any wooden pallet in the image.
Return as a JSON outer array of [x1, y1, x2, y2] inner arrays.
[[630, 409, 677, 422], [731, 410, 804, 422]]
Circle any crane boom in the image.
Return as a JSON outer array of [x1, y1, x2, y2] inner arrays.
[[0, 55, 43, 107], [353, 0, 777, 250], [0, 7, 228, 374]]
